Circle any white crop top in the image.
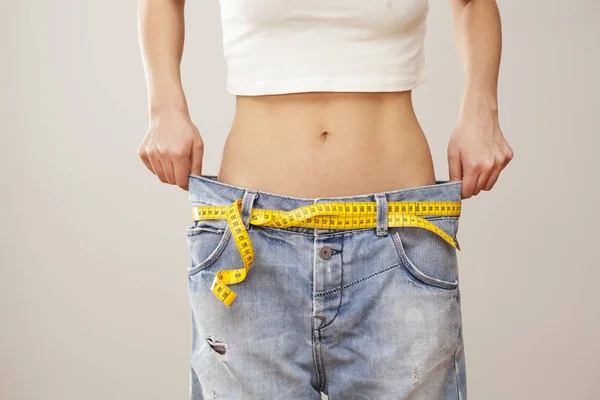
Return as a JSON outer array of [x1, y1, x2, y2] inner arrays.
[[217, 0, 430, 95]]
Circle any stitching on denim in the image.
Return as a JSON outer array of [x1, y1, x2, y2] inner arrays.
[[256, 225, 321, 236], [454, 340, 464, 400], [186, 226, 226, 237], [425, 215, 460, 221], [390, 230, 458, 290], [455, 324, 464, 400], [316, 242, 346, 329], [311, 330, 319, 389], [454, 348, 459, 400], [257, 225, 374, 238], [312, 329, 326, 392], [314, 263, 401, 297], [190, 200, 222, 207], [188, 226, 232, 276]]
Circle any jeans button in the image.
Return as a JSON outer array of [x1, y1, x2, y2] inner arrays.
[[319, 246, 332, 260]]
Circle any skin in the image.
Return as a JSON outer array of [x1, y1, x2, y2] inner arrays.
[[137, 0, 513, 199], [448, 0, 514, 198]]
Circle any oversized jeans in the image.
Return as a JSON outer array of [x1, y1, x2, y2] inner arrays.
[[185, 173, 467, 399]]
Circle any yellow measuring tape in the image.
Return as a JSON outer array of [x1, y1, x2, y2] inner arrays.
[[192, 200, 461, 306]]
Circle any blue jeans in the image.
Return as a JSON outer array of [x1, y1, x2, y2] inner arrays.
[[185, 174, 467, 399]]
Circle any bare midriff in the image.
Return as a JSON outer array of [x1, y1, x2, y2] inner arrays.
[[216, 91, 436, 198]]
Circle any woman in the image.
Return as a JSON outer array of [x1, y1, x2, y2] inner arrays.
[[137, 0, 513, 398]]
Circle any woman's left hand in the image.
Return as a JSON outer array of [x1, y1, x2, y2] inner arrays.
[[447, 105, 514, 199]]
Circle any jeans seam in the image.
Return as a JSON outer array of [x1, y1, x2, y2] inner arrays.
[[259, 225, 374, 238], [454, 349, 459, 400], [315, 242, 346, 329], [312, 329, 326, 392], [187, 226, 232, 276], [455, 324, 464, 400], [314, 263, 401, 297], [390, 230, 459, 290]]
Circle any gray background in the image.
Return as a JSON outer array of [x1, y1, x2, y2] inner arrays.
[[1, 0, 599, 399]]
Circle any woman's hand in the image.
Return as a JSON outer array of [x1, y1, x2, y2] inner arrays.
[[448, 0, 511, 199], [448, 105, 514, 199], [138, 108, 204, 191]]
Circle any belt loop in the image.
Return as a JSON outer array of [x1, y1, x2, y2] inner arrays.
[[240, 189, 258, 229], [374, 193, 388, 237]]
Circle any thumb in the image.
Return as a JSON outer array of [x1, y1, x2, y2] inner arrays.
[[448, 150, 462, 182]]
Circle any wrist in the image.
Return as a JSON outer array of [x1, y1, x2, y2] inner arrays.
[[459, 91, 498, 121], [149, 98, 189, 119], [147, 78, 189, 117]]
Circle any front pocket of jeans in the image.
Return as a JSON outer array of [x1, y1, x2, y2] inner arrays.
[[389, 217, 459, 290], [186, 222, 231, 276]]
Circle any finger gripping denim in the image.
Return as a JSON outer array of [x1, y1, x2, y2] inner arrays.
[[185, 174, 467, 400]]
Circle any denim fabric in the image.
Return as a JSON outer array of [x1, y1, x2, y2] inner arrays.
[[185, 173, 467, 400]]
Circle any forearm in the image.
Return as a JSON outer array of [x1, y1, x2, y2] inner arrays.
[[137, 0, 188, 116], [450, 0, 502, 115]]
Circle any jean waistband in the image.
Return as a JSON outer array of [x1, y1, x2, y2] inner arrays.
[[188, 174, 462, 208], [188, 173, 461, 235]]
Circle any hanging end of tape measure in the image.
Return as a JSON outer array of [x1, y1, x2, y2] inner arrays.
[[222, 292, 236, 307], [454, 237, 461, 251], [211, 286, 237, 307], [211, 278, 238, 306]]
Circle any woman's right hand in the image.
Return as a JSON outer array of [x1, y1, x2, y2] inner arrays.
[[137, 109, 204, 191]]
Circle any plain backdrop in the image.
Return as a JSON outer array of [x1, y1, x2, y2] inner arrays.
[[1, 1, 599, 399]]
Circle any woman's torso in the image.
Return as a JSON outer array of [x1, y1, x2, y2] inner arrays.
[[217, 91, 436, 198]]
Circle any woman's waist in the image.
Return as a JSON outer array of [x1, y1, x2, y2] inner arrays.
[[218, 132, 436, 198], [231, 90, 420, 138], [217, 91, 436, 198]]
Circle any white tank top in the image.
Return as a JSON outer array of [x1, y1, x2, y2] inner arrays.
[[217, 0, 430, 95]]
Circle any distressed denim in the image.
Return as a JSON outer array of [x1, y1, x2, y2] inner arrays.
[[185, 173, 467, 400]]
